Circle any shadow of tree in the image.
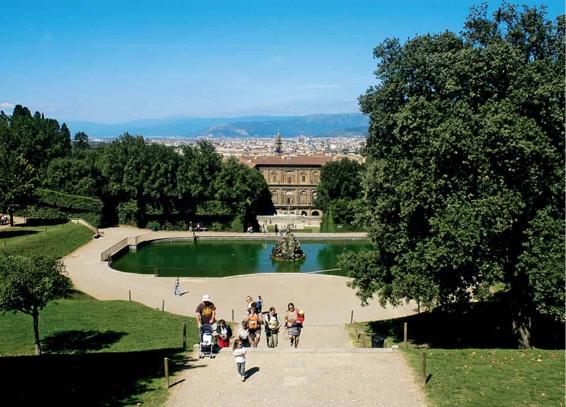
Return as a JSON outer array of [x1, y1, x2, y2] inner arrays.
[[1, 348, 204, 406], [365, 296, 564, 349], [43, 330, 128, 354], [0, 230, 39, 239]]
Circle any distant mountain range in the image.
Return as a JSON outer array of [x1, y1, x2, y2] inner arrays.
[[67, 113, 369, 138]]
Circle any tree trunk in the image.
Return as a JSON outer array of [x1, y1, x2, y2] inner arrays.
[[8, 205, 14, 227], [512, 305, 532, 349], [32, 309, 41, 355], [509, 271, 534, 348]]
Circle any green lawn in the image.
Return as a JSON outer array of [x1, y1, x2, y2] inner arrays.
[[348, 302, 565, 407], [0, 222, 93, 258], [0, 294, 200, 406], [404, 349, 565, 407]]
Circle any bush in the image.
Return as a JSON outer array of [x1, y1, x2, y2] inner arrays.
[[320, 207, 336, 232], [117, 201, 138, 226], [146, 221, 160, 231], [229, 216, 244, 232], [209, 222, 226, 231], [196, 200, 233, 216]]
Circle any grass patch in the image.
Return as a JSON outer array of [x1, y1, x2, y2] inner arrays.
[[404, 348, 565, 407], [0, 223, 93, 258], [0, 295, 200, 406]]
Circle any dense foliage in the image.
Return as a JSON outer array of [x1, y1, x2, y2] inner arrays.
[[343, 3, 564, 347], [316, 158, 365, 230], [0, 107, 273, 229]]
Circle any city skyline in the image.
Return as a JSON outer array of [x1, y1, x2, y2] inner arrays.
[[1, 0, 562, 123]]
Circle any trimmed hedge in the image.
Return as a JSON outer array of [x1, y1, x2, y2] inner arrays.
[[19, 189, 103, 227], [35, 188, 103, 212]]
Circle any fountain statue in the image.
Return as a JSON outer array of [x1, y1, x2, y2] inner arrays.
[[271, 230, 305, 261]]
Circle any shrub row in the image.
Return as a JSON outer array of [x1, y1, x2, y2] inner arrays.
[[19, 206, 101, 227], [35, 188, 103, 212]]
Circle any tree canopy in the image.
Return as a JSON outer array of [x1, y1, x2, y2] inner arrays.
[[344, 3, 564, 347], [0, 105, 272, 229]]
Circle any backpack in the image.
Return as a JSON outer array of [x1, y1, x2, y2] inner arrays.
[[267, 314, 279, 330], [248, 315, 259, 330]]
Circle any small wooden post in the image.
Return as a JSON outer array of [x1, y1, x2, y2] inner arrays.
[[162, 300, 165, 311], [164, 357, 169, 388], [422, 352, 427, 383], [154, 267, 158, 277], [128, 290, 131, 302], [350, 310, 354, 324], [182, 322, 187, 350], [403, 322, 408, 348], [231, 309, 235, 323]]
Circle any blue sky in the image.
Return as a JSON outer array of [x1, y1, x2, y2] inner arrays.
[[0, 0, 562, 123]]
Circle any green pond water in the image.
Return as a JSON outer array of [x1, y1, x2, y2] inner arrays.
[[110, 239, 371, 277]]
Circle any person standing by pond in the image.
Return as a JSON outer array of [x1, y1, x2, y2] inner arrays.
[[265, 307, 281, 348], [173, 277, 181, 296], [284, 302, 301, 348]]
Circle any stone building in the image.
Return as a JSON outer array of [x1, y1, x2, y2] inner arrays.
[[239, 155, 334, 217]]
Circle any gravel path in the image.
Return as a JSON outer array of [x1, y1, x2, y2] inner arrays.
[[166, 348, 426, 407]]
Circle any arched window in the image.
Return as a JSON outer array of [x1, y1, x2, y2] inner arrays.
[[312, 171, 320, 183], [312, 210, 320, 217]]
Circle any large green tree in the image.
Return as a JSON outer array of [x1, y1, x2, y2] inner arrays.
[[316, 158, 364, 211], [0, 255, 72, 355], [344, 3, 564, 347], [0, 112, 37, 225]]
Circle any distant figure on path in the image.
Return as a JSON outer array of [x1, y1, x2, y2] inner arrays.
[[265, 307, 281, 348], [195, 294, 216, 328], [274, 224, 278, 235], [173, 277, 181, 295], [256, 295, 263, 313], [232, 338, 247, 382]]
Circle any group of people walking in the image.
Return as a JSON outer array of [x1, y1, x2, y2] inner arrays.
[[194, 294, 305, 382], [236, 296, 304, 349]]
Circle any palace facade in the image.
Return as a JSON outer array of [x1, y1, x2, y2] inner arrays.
[[239, 155, 334, 217]]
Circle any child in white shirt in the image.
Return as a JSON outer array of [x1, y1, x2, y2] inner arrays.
[[232, 338, 247, 382]]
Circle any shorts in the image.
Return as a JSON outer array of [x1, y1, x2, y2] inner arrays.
[[248, 328, 260, 339]]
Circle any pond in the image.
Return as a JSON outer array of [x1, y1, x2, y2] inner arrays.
[[110, 239, 371, 277]]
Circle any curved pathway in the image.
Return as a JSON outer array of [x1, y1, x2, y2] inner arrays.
[[63, 226, 426, 406], [64, 227, 417, 325]]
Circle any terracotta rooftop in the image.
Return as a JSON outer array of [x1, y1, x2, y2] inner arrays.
[[238, 155, 335, 167]]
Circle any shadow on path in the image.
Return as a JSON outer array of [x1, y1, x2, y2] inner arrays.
[[246, 366, 260, 379]]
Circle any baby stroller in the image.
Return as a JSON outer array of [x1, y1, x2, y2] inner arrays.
[[199, 324, 215, 359]]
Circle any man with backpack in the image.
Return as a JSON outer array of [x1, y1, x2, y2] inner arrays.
[[246, 306, 263, 347]]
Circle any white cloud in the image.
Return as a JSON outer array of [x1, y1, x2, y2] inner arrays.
[[0, 102, 14, 110], [302, 84, 339, 89]]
